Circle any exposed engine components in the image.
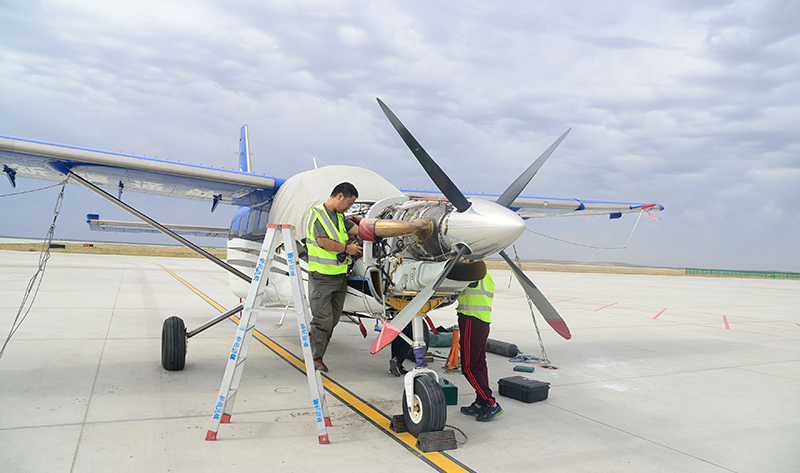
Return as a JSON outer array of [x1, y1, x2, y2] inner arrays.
[[358, 217, 434, 243]]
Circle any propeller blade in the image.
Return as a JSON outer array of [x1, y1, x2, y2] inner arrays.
[[370, 245, 469, 354], [377, 98, 471, 212], [495, 129, 571, 208], [499, 250, 571, 340]]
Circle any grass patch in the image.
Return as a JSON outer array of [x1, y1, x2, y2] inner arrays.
[[484, 260, 684, 276], [4, 242, 751, 278], [0, 242, 226, 259]]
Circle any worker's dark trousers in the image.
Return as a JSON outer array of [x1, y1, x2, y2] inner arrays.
[[391, 323, 414, 362], [458, 313, 496, 406], [309, 272, 347, 360]]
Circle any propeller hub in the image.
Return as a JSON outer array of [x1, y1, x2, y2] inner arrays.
[[444, 199, 525, 259]]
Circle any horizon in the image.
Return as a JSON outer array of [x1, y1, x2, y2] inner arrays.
[[2, 1, 798, 272]]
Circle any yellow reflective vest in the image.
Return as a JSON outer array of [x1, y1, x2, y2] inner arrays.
[[306, 203, 349, 275], [456, 272, 495, 323]]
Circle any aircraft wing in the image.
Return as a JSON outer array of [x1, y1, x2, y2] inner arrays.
[[86, 214, 228, 238], [402, 189, 664, 219], [0, 135, 283, 207]]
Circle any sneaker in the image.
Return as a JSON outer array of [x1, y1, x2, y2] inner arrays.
[[313, 358, 329, 372], [460, 402, 482, 416], [388, 357, 408, 376], [476, 402, 502, 422]]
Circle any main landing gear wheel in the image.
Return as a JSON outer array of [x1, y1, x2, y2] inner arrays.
[[402, 375, 447, 437], [161, 316, 186, 371]]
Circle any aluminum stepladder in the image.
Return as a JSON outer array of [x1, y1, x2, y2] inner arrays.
[[205, 223, 331, 444]]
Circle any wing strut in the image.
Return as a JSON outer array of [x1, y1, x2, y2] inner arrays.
[[67, 171, 252, 283]]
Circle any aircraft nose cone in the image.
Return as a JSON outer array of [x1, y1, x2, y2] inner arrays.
[[445, 199, 525, 259]]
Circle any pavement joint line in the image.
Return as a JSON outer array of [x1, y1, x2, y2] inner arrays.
[[553, 362, 771, 387], [741, 330, 781, 337], [157, 262, 475, 473], [546, 403, 739, 473], [70, 256, 129, 473]]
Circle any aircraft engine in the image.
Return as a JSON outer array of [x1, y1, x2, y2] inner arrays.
[[361, 197, 525, 262], [354, 197, 491, 296]]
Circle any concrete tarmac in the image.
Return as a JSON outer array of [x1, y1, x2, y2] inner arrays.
[[1, 250, 798, 472]]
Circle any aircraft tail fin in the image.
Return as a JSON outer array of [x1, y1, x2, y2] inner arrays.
[[238, 125, 252, 173]]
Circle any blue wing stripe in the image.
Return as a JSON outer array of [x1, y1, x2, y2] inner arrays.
[[400, 188, 664, 218], [0, 135, 285, 207]]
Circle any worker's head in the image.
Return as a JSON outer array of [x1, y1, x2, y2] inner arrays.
[[328, 182, 359, 213]]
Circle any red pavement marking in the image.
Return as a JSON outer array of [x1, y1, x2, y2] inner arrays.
[[796, 323, 800, 328], [595, 302, 618, 312], [723, 315, 730, 330], [553, 297, 577, 304], [742, 331, 780, 338], [653, 308, 667, 320]]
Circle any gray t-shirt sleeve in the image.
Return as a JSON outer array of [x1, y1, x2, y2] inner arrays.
[[312, 220, 327, 240]]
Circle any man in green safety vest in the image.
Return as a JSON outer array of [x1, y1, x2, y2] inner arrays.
[[306, 182, 363, 373], [457, 270, 503, 421]]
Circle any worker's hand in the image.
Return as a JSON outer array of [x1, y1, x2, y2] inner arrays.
[[345, 242, 363, 258]]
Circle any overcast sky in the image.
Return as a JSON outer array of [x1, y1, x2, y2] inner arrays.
[[1, 0, 798, 272]]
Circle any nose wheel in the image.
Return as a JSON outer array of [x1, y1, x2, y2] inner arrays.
[[402, 375, 447, 437]]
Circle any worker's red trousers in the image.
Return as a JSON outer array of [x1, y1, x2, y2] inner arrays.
[[458, 313, 496, 407]]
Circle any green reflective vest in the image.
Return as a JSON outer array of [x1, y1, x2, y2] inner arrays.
[[456, 272, 495, 323], [306, 203, 349, 275]]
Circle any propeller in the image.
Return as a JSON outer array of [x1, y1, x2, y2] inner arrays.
[[377, 98, 471, 212], [499, 249, 571, 339], [495, 128, 571, 208], [370, 245, 470, 354], [494, 130, 573, 340], [377, 98, 571, 340]]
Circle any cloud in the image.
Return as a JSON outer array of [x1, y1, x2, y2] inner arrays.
[[1, 0, 798, 272]]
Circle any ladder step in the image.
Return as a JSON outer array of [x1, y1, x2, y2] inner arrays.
[[208, 224, 328, 443], [248, 308, 295, 313]]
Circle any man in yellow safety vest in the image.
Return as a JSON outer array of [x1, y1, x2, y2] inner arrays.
[[306, 182, 362, 372], [457, 270, 502, 421]]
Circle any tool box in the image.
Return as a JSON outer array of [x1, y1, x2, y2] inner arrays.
[[497, 376, 550, 403], [438, 378, 458, 405]]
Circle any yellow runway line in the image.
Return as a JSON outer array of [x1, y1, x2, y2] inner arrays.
[[156, 262, 473, 473]]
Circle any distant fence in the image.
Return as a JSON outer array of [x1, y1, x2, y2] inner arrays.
[[686, 268, 800, 280]]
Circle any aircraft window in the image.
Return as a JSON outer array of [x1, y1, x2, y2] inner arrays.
[[249, 209, 260, 233], [258, 209, 269, 230], [230, 220, 236, 234], [238, 216, 246, 236]]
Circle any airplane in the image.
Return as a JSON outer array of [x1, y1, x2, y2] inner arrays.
[[0, 98, 664, 437]]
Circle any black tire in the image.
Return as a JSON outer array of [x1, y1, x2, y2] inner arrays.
[[402, 375, 447, 437], [161, 316, 186, 371]]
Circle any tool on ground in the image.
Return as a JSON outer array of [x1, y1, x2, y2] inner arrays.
[[445, 327, 460, 370]]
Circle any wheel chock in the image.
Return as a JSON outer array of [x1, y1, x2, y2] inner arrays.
[[390, 414, 407, 433], [416, 430, 457, 452]]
